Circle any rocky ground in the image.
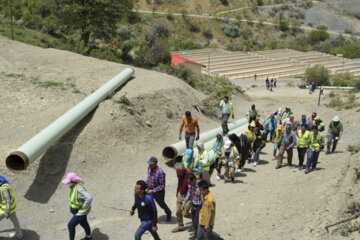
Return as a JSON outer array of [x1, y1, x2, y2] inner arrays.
[[0, 35, 360, 239]]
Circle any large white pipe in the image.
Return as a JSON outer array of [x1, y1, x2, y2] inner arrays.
[[6, 68, 134, 172]]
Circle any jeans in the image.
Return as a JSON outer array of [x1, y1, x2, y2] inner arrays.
[[68, 214, 91, 240], [327, 134, 339, 152], [264, 128, 275, 141], [152, 190, 171, 217], [191, 204, 201, 233], [135, 220, 161, 240], [221, 114, 230, 134], [215, 158, 223, 176], [306, 148, 320, 171], [273, 142, 279, 157], [297, 147, 307, 167], [185, 132, 196, 149], [197, 225, 213, 240]]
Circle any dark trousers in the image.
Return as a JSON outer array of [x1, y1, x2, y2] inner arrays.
[[191, 204, 201, 232], [68, 214, 91, 240], [297, 147, 307, 167], [209, 158, 218, 176], [264, 128, 275, 141], [239, 154, 249, 168], [327, 134, 339, 152], [197, 225, 213, 240], [216, 158, 223, 175], [221, 114, 230, 134], [185, 132, 196, 149], [153, 190, 171, 216], [306, 148, 320, 171], [249, 116, 256, 124]]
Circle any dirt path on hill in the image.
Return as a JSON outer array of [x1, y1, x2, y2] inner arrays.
[[0, 35, 359, 239]]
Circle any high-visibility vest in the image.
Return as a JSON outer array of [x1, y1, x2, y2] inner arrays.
[[310, 132, 322, 151], [297, 130, 309, 148], [195, 149, 210, 171], [0, 184, 16, 215], [230, 146, 238, 164], [282, 112, 290, 121], [220, 100, 233, 115], [313, 121, 325, 132], [69, 184, 91, 214], [273, 130, 282, 143]]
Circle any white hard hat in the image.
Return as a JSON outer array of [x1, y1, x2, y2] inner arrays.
[[333, 116, 340, 122], [278, 108, 282, 111], [224, 140, 232, 149]]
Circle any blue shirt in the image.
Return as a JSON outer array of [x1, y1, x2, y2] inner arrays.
[[297, 119, 309, 127], [132, 193, 158, 227]]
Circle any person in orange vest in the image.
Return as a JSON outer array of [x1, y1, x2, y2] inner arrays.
[[179, 111, 200, 149]]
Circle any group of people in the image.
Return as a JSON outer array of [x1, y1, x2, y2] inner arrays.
[[0, 97, 344, 240], [265, 77, 277, 91]]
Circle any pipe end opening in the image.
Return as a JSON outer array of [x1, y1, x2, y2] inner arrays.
[[162, 146, 177, 161], [6, 151, 29, 173]]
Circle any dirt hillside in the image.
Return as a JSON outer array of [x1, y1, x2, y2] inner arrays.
[[1, 35, 360, 239]]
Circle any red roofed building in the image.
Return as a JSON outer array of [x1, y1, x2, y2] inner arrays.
[[171, 54, 205, 74]]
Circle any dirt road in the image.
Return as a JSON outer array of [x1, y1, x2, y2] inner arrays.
[[0, 36, 359, 239]]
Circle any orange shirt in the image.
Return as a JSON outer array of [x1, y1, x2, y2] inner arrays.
[[181, 116, 198, 134]]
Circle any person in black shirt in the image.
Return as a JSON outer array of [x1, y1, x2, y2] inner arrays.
[[130, 180, 161, 240]]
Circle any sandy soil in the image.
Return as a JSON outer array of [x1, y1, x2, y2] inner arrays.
[[0, 35, 360, 240]]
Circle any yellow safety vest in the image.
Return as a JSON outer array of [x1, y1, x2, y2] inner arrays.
[[230, 146, 238, 164], [282, 112, 290, 121], [310, 132, 322, 151], [68, 184, 91, 214], [273, 130, 282, 143], [0, 183, 16, 215], [297, 130, 309, 148], [195, 150, 210, 171], [220, 100, 233, 115]]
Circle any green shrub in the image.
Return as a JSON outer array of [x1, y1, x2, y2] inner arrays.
[[42, 14, 58, 34], [329, 91, 335, 98], [117, 25, 134, 41], [22, 13, 43, 29], [332, 220, 360, 236], [331, 71, 354, 87], [203, 27, 213, 39], [326, 96, 343, 109], [347, 144, 360, 154], [354, 79, 360, 91], [307, 30, 330, 45], [279, 20, 290, 32], [345, 28, 353, 34], [116, 95, 132, 106], [221, 19, 241, 38], [304, 65, 330, 85]]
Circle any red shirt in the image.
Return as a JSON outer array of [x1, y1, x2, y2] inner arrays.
[[177, 169, 191, 195]]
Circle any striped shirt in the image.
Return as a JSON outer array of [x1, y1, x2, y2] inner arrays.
[[146, 166, 166, 193], [183, 185, 202, 206]]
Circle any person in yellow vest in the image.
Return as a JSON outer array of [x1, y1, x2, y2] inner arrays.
[[218, 96, 234, 136], [182, 149, 202, 178], [62, 172, 92, 240], [305, 126, 324, 174], [0, 176, 23, 239], [272, 125, 282, 161], [195, 142, 211, 186], [297, 124, 310, 170]]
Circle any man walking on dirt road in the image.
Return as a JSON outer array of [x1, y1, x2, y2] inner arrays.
[[305, 126, 324, 174], [130, 180, 161, 240], [179, 111, 200, 149], [146, 157, 172, 222], [197, 181, 216, 240], [218, 96, 234, 136], [0, 176, 23, 239], [326, 116, 343, 154], [172, 163, 191, 233], [297, 124, 310, 170], [182, 173, 202, 240], [276, 123, 297, 169]]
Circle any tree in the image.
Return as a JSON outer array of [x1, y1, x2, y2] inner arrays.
[[221, 18, 241, 38], [304, 65, 330, 85], [55, 0, 135, 46], [307, 29, 329, 45], [331, 71, 355, 86]]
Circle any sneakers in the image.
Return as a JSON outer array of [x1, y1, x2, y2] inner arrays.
[[236, 169, 241, 173], [298, 166, 303, 170], [305, 169, 309, 174], [325, 150, 330, 154], [9, 233, 23, 239], [272, 157, 276, 161], [216, 175, 221, 181], [253, 162, 257, 167], [275, 166, 281, 169]]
